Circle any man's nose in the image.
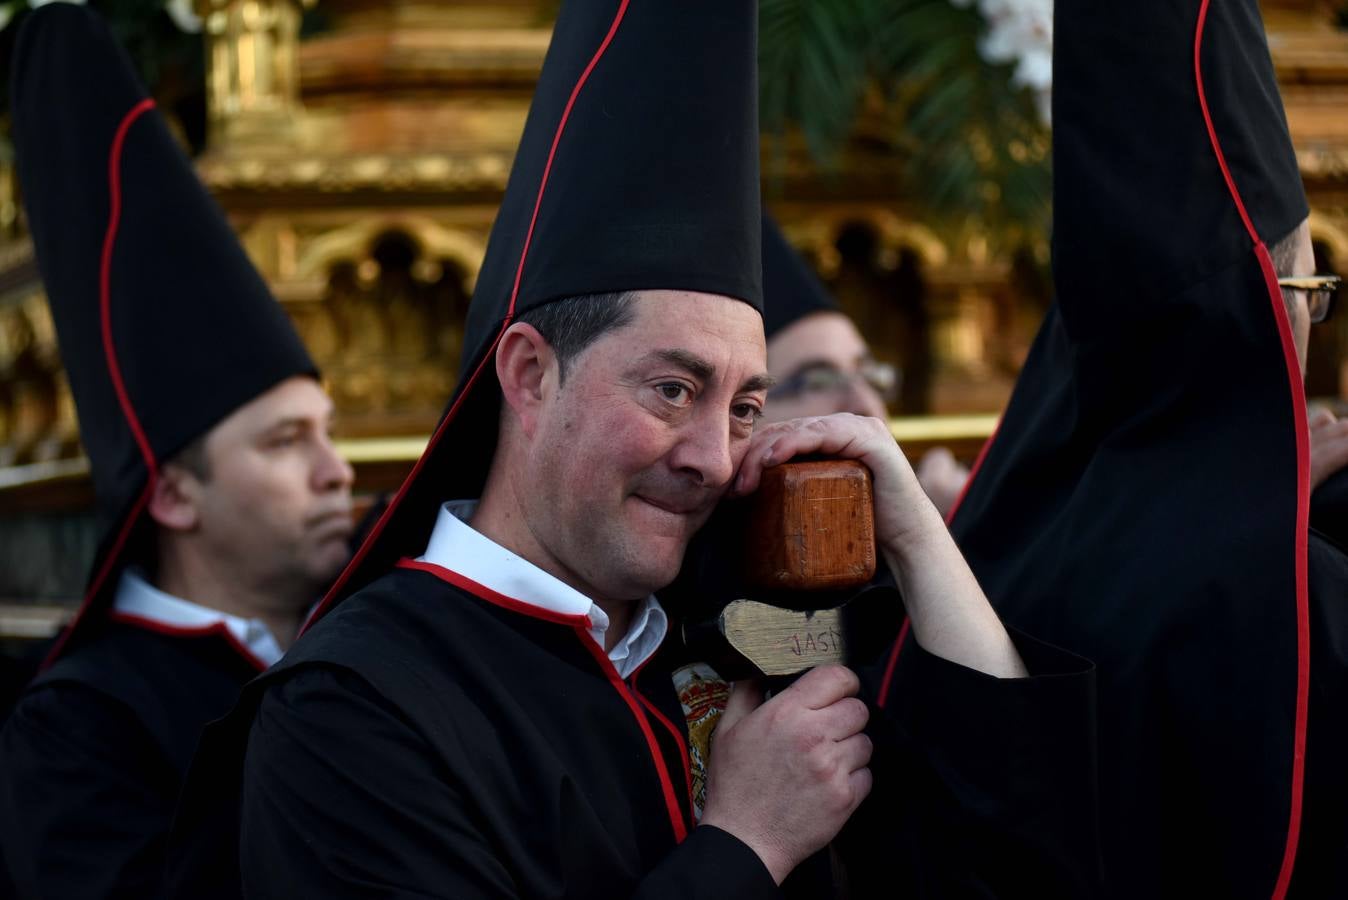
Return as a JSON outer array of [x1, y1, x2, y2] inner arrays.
[[670, 411, 736, 489], [314, 437, 355, 493], [841, 376, 889, 420]]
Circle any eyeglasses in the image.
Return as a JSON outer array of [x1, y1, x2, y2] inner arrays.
[[767, 360, 901, 404], [1278, 274, 1342, 324]]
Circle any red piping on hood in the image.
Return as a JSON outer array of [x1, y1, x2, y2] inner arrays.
[[42, 98, 159, 669], [303, 0, 633, 633], [1194, 2, 1310, 895]]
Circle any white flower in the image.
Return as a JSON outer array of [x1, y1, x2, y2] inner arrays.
[[1015, 49, 1051, 90], [959, 0, 1053, 122], [165, 0, 202, 33]]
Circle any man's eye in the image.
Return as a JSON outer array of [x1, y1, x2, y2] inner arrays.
[[656, 383, 691, 404], [731, 403, 762, 423], [802, 368, 847, 392]]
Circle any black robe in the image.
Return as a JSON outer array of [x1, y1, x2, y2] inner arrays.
[[0, 622, 262, 899], [944, 0, 1325, 890], [1289, 482, 1348, 897], [167, 561, 1100, 899]]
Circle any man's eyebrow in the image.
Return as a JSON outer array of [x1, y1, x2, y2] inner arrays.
[[629, 349, 773, 392], [785, 357, 839, 376], [639, 348, 716, 381], [740, 373, 776, 394], [259, 416, 312, 437]]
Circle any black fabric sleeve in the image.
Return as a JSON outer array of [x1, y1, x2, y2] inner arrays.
[[841, 629, 1103, 899], [1288, 535, 1348, 897], [634, 826, 780, 900], [239, 667, 780, 900], [0, 682, 177, 900]]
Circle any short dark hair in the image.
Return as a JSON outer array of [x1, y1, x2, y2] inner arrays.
[[514, 291, 636, 380], [1269, 224, 1307, 325], [166, 433, 211, 481], [1270, 226, 1302, 279]]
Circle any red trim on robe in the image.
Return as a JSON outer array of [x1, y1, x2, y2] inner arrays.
[[44, 99, 160, 670], [397, 556, 691, 844], [1194, 3, 1310, 895], [304, 0, 634, 634], [945, 418, 1002, 527], [100, 97, 160, 478], [105, 611, 268, 673], [631, 653, 695, 806], [575, 631, 690, 844], [396, 559, 591, 628], [875, 618, 912, 710]]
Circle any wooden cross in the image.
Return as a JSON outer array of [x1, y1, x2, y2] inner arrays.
[[685, 460, 897, 679]]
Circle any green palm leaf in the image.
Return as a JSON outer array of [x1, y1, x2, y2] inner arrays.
[[759, 0, 1052, 248]]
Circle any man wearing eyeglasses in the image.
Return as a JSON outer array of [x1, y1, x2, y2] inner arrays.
[[759, 216, 970, 516], [1271, 220, 1348, 500], [943, 0, 1348, 889], [1272, 219, 1340, 377]]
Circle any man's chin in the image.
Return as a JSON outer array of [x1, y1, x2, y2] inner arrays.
[[306, 542, 354, 591], [604, 536, 689, 599]]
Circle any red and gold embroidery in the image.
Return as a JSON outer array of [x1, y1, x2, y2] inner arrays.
[[672, 662, 730, 821]]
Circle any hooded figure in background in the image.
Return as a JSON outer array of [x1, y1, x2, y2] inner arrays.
[[759, 214, 887, 424], [167, 1, 1100, 897], [0, 5, 352, 897], [758, 214, 969, 515], [946, 0, 1348, 895]]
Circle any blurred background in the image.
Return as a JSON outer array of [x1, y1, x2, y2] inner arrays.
[[0, 0, 1345, 637]]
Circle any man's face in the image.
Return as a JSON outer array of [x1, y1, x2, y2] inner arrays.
[[762, 311, 890, 424], [1282, 220, 1315, 377], [521, 291, 770, 604], [182, 377, 354, 607]]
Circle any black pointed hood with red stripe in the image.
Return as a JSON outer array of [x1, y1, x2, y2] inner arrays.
[[11, 4, 316, 664], [946, 0, 1310, 895], [762, 214, 838, 339], [309, 0, 762, 623]]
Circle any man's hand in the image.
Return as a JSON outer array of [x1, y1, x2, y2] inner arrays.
[[731, 413, 1027, 679], [699, 666, 872, 884], [1310, 407, 1348, 491]]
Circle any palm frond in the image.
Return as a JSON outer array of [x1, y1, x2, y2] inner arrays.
[[759, 0, 1052, 247]]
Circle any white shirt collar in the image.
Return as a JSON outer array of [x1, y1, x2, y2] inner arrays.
[[418, 500, 668, 679], [112, 569, 285, 668]]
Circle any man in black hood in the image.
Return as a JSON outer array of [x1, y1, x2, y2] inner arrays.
[[0, 5, 352, 897], [167, 2, 1100, 897], [946, 0, 1348, 896], [759, 214, 970, 516]]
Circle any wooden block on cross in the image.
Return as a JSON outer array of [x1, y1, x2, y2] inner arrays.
[[742, 459, 877, 591], [683, 459, 893, 680]]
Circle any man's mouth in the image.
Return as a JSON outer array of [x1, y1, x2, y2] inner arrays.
[[308, 510, 355, 537], [633, 494, 701, 517]]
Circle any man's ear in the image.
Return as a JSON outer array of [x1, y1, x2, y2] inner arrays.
[[147, 465, 202, 533], [495, 322, 556, 437]]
